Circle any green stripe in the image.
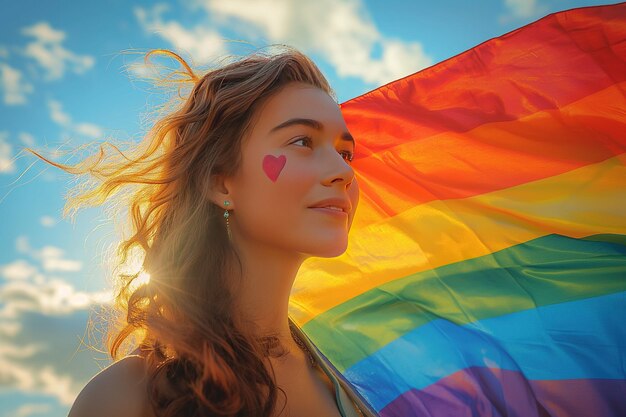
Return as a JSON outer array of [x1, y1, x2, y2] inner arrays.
[[302, 233, 626, 372]]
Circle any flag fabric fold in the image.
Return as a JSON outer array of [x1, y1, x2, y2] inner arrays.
[[289, 3, 626, 416]]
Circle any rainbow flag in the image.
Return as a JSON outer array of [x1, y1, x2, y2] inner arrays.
[[289, 3, 626, 416]]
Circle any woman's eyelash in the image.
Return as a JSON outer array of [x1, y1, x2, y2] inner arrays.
[[291, 136, 354, 163]]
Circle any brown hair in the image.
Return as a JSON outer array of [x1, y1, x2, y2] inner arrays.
[[25, 45, 334, 416]]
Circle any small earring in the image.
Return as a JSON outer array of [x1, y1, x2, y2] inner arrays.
[[223, 200, 232, 240]]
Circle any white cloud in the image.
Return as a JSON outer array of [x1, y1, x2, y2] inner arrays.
[[134, 3, 228, 66], [504, 0, 542, 18], [0, 278, 107, 317], [47, 98, 103, 139], [0, 259, 39, 281], [14, 235, 83, 273], [0, 273, 113, 406], [39, 366, 77, 406], [0, 62, 34, 105], [1, 239, 113, 318], [19, 132, 36, 146], [135, 0, 432, 87], [0, 131, 16, 173], [0, 243, 121, 410], [0, 321, 21, 337], [0, 342, 44, 359], [16, 235, 31, 254], [13, 403, 52, 417], [208, 0, 432, 85], [73, 122, 104, 138], [0, 22, 94, 105], [500, 0, 549, 24], [47, 98, 71, 126], [123, 59, 160, 80], [40, 215, 56, 227], [0, 238, 115, 406], [42, 256, 82, 273], [0, 313, 103, 406], [20, 22, 95, 81]]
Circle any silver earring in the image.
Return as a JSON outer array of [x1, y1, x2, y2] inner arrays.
[[223, 200, 232, 240]]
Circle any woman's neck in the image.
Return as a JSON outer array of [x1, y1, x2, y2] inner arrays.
[[229, 237, 307, 353]]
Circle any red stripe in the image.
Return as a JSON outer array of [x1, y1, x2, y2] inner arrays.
[[341, 3, 626, 159]]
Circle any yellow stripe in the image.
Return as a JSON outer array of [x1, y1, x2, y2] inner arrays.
[[290, 153, 626, 325]]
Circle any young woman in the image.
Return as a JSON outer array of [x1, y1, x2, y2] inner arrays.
[[29, 46, 363, 417]]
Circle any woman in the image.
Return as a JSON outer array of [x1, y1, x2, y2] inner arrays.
[[28, 46, 363, 417]]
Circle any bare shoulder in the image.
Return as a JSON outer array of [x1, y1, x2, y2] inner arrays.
[[68, 355, 153, 417]]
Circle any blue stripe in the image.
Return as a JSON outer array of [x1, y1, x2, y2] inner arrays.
[[344, 290, 626, 411]]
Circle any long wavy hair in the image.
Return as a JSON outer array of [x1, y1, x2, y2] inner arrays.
[[25, 45, 334, 417]]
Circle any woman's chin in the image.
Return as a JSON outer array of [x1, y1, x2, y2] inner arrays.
[[308, 238, 349, 258]]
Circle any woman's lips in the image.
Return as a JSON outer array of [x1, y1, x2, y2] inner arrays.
[[308, 207, 348, 218]]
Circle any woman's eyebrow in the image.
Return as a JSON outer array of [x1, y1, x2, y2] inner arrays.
[[269, 117, 355, 145]]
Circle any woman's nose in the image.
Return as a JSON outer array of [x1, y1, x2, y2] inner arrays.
[[323, 148, 355, 186]]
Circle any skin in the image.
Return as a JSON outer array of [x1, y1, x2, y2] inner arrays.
[[209, 81, 360, 359]]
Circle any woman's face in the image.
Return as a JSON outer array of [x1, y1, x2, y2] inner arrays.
[[226, 82, 359, 258]]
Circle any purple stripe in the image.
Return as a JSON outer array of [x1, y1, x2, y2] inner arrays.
[[378, 366, 626, 417]]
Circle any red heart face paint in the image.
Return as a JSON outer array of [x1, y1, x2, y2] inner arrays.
[[262, 154, 286, 182]]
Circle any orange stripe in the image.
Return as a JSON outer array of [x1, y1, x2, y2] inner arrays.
[[350, 83, 626, 229]]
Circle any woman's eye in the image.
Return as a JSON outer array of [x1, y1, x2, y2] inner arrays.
[[291, 136, 353, 163], [340, 151, 354, 163], [291, 136, 313, 147]]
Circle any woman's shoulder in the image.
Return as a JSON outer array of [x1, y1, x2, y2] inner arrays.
[[68, 352, 153, 417]]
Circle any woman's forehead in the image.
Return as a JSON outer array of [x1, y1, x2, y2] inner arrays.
[[252, 84, 346, 135]]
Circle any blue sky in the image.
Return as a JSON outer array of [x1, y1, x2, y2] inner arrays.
[[0, 1, 619, 416]]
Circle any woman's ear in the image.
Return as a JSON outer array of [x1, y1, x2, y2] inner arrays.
[[205, 173, 235, 209]]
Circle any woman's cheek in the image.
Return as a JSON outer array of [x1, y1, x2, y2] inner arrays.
[[262, 154, 287, 182], [260, 153, 317, 203]]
